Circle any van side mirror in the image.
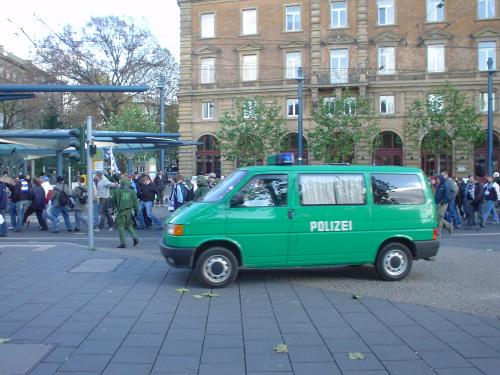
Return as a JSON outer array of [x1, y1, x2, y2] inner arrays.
[[230, 193, 244, 207]]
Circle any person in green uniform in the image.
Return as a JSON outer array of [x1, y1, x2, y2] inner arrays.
[[111, 178, 139, 248], [194, 175, 210, 200]]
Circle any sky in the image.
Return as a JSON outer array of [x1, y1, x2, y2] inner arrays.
[[1, 0, 180, 61]]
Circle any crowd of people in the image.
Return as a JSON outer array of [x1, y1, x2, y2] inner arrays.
[[431, 171, 500, 234], [0, 170, 219, 247]]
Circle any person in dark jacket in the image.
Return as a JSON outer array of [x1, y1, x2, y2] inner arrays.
[[5, 175, 31, 232], [194, 175, 210, 201], [137, 175, 162, 229], [0, 178, 8, 236], [435, 175, 453, 235], [50, 176, 73, 233], [22, 178, 48, 231], [154, 171, 167, 206]]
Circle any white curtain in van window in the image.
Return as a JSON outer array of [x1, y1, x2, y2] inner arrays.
[[300, 174, 364, 205]]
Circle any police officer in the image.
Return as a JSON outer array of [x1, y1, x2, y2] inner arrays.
[[111, 178, 139, 248]]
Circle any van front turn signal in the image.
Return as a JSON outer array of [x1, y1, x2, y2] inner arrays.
[[167, 224, 184, 236]]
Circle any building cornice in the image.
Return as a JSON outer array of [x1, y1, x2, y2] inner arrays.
[[235, 44, 263, 52], [193, 46, 221, 55], [371, 31, 404, 45], [279, 40, 308, 49], [321, 32, 357, 45], [471, 26, 500, 39]]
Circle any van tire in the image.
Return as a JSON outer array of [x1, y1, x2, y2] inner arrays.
[[376, 242, 412, 281], [195, 247, 239, 288]]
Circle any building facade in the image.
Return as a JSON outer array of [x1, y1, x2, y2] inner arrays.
[[177, 0, 500, 177]]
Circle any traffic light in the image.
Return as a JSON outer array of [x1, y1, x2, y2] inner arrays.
[[68, 128, 84, 163]]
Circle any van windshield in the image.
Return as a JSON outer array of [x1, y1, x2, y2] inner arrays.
[[201, 170, 248, 203]]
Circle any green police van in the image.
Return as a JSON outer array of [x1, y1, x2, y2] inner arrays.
[[161, 159, 439, 287]]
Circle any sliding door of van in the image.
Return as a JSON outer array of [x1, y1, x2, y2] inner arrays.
[[288, 173, 373, 265], [226, 173, 291, 267]]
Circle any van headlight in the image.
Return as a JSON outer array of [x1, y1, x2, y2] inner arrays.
[[167, 224, 184, 236]]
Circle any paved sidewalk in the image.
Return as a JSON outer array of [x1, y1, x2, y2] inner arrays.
[[0, 243, 499, 375]]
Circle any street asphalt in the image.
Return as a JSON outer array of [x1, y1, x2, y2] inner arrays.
[[0, 207, 499, 374]]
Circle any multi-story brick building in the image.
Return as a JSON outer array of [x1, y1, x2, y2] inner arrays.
[[177, 0, 500, 177]]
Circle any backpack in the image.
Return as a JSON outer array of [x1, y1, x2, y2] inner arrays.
[[446, 178, 458, 198], [179, 183, 189, 202], [77, 186, 88, 205], [186, 186, 195, 202], [55, 187, 71, 207]]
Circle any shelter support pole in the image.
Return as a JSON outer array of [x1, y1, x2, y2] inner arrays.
[[23, 159, 28, 175], [159, 75, 166, 173], [487, 58, 495, 176], [56, 151, 63, 177], [86, 116, 95, 250], [30, 160, 35, 176], [127, 158, 133, 175]]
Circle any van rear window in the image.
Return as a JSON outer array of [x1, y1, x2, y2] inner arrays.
[[371, 174, 425, 205], [299, 174, 365, 205]]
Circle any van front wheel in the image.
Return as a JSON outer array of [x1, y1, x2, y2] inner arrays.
[[195, 247, 238, 288], [376, 243, 412, 281]]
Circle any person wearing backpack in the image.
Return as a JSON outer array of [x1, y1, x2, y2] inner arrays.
[[137, 175, 163, 229], [50, 176, 73, 233], [442, 172, 461, 228], [481, 174, 500, 226], [21, 178, 49, 231], [5, 174, 31, 232], [71, 176, 88, 232]]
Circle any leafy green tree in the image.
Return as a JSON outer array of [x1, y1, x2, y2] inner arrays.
[[216, 97, 288, 166], [404, 86, 483, 158], [308, 91, 380, 163]]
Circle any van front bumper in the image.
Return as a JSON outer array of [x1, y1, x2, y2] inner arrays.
[[160, 242, 196, 268], [414, 240, 440, 259]]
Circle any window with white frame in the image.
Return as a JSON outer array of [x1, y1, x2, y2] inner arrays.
[[202, 102, 215, 120], [285, 5, 301, 31], [428, 94, 444, 113], [285, 51, 302, 79], [427, 0, 445, 22], [201, 13, 215, 38], [378, 0, 394, 25], [242, 54, 258, 81], [380, 96, 395, 114], [331, 1, 347, 28], [242, 9, 257, 35], [287, 98, 299, 117], [378, 47, 395, 74], [478, 41, 496, 71], [481, 92, 495, 112], [200, 57, 215, 83], [243, 99, 257, 119], [344, 97, 356, 115], [478, 0, 496, 19], [427, 44, 445, 72], [330, 48, 349, 83]]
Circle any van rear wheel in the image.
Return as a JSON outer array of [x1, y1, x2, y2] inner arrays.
[[195, 247, 238, 288], [376, 243, 412, 281]]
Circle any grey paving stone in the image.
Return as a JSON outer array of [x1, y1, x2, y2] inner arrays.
[[326, 338, 370, 353], [68, 312, 107, 322], [245, 339, 284, 355], [469, 358, 500, 375], [390, 326, 434, 339], [201, 347, 244, 363], [333, 352, 385, 371], [370, 344, 419, 361], [418, 350, 471, 368], [383, 359, 435, 375], [244, 328, 282, 340], [283, 333, 325, 346], [56, 322, 98, 333], [97, 317, 136, 328], [288, 345, 333, 362], [245, 353, 292, 372], [122, 333, 164, 347], [292, 362, 342, 375], [434, 330, 477, 344], [43, 346, 75, 362], [102, 363, 152, 375], [359, 331, 404, 345], [87, 326, 130, 340], [342, 371, 389, 375], [278, 322, 317, 334], [402, 336, 450, 351], [203, 334, 243, 348], [206, 322, 241, 334], [131, 322, 170, 334], [58, 354, 111, 372], [460, 324, 500, 337], [318, 326, 359, 339], [152, 355, 200, 373], [199, 363, 245, 375], [137, 312, 173, 323], [170, 317, 207, 329], [243, 318, 280, 329], [45, 333, 87, 346], [161, 340, 203, 355], [449, 341, 500, 358], [27, 362, 61, 375], [74, 339, 122, 355], [166, 328, 205, 341], [12, 326, 56, 341], [435, 368, 485, 375], [112, 347, 159, 363], [478, 336, 500, 352], [420, 320, 462, 331]]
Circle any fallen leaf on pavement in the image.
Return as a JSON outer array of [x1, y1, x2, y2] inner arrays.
[[0, 338, 11, 344], [193, 294, 204, 299], [176, 288, 190, 294], [202, 292, 219, 297], [348, 352, 365, 360], [273, 344, 288, 353], [352, 294, 362, 299]]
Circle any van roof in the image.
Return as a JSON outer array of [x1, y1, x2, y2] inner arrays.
[[238, 164, 425, 174]]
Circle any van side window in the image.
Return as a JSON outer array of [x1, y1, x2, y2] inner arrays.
[[299, 174, 365, 205], [236, 174, 288, 207], [371, 174, 425, 205]]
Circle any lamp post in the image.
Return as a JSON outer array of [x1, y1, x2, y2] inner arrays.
[[296, 67, 304, 165], [487, 58, 495, 176], [159, 75, 166, 173]]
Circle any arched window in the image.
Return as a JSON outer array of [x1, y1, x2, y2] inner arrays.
[[474, 133, 500, 177], [373, 131, 403, 166], [281, 132, 308, 163], [421, 130, 452, 176], [196, 134, 221, 177]]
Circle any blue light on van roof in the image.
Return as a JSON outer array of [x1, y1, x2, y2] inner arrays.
[[267, 152, 295, 165]]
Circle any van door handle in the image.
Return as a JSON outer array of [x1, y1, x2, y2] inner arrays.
[[288, 209, 295, 219]]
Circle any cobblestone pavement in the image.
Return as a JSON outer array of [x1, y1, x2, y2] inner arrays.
[[0, 241, 499, 375]]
